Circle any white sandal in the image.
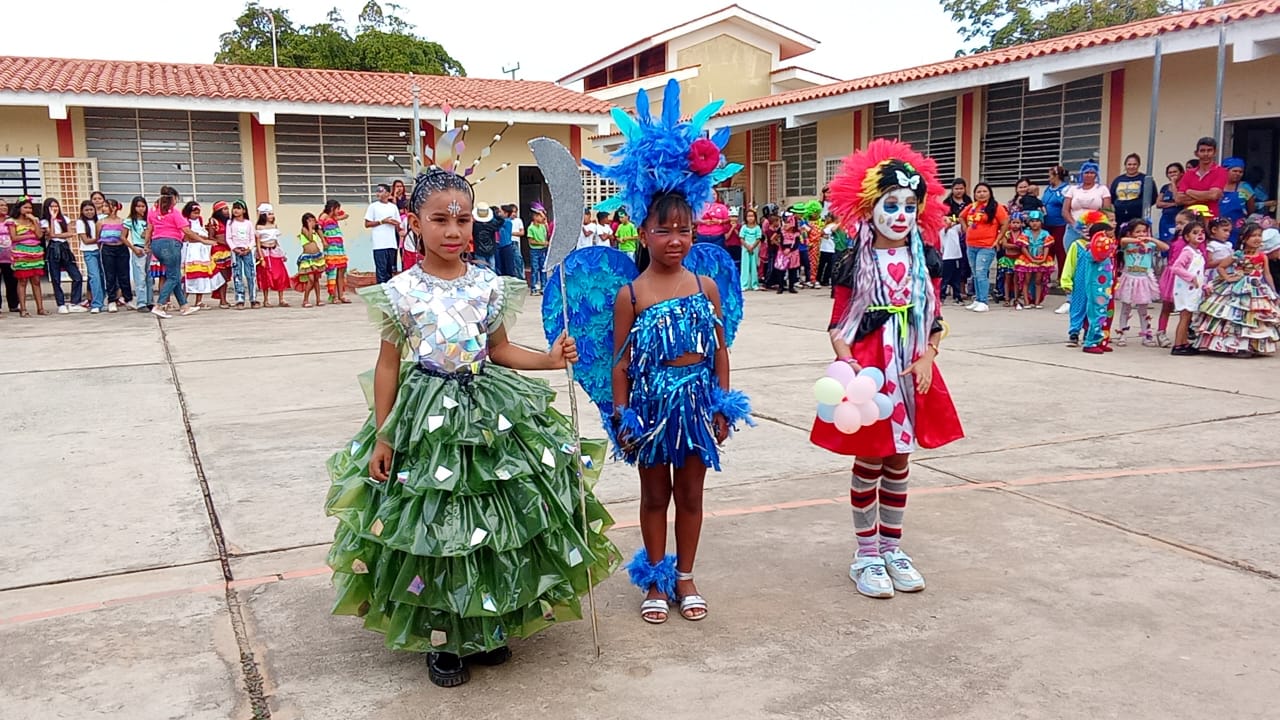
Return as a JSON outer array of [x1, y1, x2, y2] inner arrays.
[[640, 598, 669, 625], [675, 572, 708, 621]]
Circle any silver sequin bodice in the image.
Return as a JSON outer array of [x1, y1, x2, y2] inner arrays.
[[383, 265, 506, 374]]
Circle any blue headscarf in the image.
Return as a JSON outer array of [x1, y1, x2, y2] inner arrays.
[[1223, 157, 1246, 169], [1079, 161, 1100, 176]]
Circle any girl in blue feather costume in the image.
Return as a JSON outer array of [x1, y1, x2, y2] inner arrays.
[[610, 191, 752, 625]]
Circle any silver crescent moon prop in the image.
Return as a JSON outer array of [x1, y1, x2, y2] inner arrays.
[[529, 137, 586, 271], [527, 136, 601, 658]]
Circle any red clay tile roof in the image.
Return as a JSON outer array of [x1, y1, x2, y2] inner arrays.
[[0, 56, 614, 115], [719, 0, 1280, 117]]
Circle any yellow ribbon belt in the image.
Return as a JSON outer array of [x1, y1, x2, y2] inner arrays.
[[867, 304, 913, 340]]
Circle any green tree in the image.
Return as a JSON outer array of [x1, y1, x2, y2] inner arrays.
[[940, 0, 1222, 55], [214, 1, 465, 76]]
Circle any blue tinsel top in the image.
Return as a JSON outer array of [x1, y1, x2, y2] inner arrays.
[[625, 292, 722, 376]]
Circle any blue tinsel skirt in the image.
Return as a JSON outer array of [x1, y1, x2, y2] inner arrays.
[[614, 360, 751, 471]]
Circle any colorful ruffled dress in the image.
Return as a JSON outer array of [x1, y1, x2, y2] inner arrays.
[[1192, 251, 1280, 354], [1014, 229, 1055, 278], [183, 221, 225, 295], [320, 215, 348, 297], [293, 230, 327, 291], [10, 222, 44, 279], [612, 275, 753, 471], [812, 245, 964, 457], [324, 264, 620, 655], [210, 220, 233, 290]]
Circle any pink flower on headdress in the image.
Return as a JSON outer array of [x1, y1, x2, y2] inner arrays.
[[688, 138, 720, 176]]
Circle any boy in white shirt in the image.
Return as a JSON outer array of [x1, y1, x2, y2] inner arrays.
[[940, 215, 966, 304], [577, 209, 599, 250]]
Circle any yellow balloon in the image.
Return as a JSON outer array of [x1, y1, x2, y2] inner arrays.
[[813, 377, 845, 405]]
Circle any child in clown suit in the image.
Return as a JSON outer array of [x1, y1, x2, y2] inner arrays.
[[810, 139, 965, 599], [1062, 221, 1117, 353]]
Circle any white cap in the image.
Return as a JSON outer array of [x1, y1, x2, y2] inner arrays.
[[257, 203, 273, 214]]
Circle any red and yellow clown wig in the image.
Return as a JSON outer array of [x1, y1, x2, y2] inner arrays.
[[829, 139, 944, 351], [827, 138, 946, 248]]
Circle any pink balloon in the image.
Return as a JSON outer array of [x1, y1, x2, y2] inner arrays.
[[832, 402, 862, 434], [857, 401, 879, 426], [845, 376, 876, 404], [826, 361, 857, 387]]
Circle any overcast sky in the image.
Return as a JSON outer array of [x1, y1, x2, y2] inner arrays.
[[6, 0, 965, 83]]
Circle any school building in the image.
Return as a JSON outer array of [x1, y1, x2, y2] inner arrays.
[[3, 0, 1280, 268], [0, 59, 615, 267], [578, 1, 1280, 211]]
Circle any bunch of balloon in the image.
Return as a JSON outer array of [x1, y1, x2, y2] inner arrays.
[[812, 362, 893, 434]]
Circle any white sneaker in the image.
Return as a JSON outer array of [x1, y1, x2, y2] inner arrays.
[[882, 549, 926, 592], [89, 308, 100, 314], [107, 303, 118, 313], [151, 307, 172, 319], [850, 556, 895, 598], [180, 306, 201, 317], [1054, 301, 1071, 315], [67, 304, 88, 313], [965, 301, 978, 310], [57, 305, 69, 315], [972, 302, 989, 313]]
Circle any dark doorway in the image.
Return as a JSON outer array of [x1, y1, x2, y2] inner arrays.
[[518, 165, 549, 268], [1227, 117, 1280, 207]]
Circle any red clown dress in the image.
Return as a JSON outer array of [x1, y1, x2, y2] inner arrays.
[[810, 244, 964, 456], [809, 139, 963, 457]]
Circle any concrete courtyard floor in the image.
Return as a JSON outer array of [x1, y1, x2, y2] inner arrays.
[[2, 289, 1278, 719]]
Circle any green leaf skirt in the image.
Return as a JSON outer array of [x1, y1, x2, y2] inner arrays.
[[324, 362, 620, 655]]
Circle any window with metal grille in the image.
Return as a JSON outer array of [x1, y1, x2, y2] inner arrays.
[[872, 98, 958, 181], [580, 168, 619, 212], [751, 126, 773, 164], [781, 124, 818, 197], [823, 157, 844, 188], [0, 157, 42, 198], [84, 109, 244, 202], [276, 116, 416, 205], [980, 77, 1103, 186]]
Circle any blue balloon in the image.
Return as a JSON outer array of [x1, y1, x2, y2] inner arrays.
[[858, 367, 886, 392], [872, 393, 893, 421], [816, 403, 837, 422]]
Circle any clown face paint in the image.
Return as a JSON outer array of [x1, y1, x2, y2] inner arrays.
[[873, 188, 919, 241]]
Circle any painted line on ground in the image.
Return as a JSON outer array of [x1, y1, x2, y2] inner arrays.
[[4, 458, 1277, 627]]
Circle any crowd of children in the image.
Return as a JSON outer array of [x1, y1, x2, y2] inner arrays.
[[0, 191, 373, 320], [1060, 208, 1279, 356]]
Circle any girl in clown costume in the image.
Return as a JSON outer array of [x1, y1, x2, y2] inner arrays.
[[810, 139, 964, 599]]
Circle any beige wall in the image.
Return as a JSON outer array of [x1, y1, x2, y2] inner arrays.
[[816, 112, 856, 189], [0, 106, 59, 157], [676, 34, 773, 110]]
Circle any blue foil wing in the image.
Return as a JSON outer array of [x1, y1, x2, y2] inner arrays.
[[682, 243, 744, 347], [543, 246, 640, 415]]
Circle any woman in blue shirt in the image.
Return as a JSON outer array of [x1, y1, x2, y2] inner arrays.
[[1042, 164, 1070, 278], [1156, 162, 1184, 242]]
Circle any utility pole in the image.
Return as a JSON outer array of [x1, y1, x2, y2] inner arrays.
[[268, 11, 279, 67], [502, 62, 521, 80]]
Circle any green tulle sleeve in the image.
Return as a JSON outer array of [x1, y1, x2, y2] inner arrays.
[[486, 277, 529, 333], [358, 283, 407, 352]]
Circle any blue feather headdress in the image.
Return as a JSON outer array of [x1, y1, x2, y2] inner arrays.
[[584, 79, 742, 226]]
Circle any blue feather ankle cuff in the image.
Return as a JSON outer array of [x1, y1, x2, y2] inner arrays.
[[625, 548, 677, 598]]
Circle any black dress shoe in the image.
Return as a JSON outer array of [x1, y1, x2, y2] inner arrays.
[[427, 652, 470, 688]]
